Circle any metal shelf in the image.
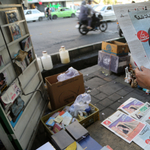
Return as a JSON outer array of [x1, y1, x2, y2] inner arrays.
[[14, 80, 43, 130], [0, 4, 22, 8], [8, 34, 29, 47], [1, 20, 26, 28], [0, 62, 11, 73]]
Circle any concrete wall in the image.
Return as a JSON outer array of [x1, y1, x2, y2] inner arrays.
[[42, 37, 127, 81]]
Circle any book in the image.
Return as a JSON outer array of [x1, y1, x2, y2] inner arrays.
[[0, 71, 7, 95], [9, 23, 22, 41], [20, 36, 32, 51], [79, 135, 103, 150], [61, 111, 72, 119], [59, 111, 65, 116], [65, 142, 84, 150], [46, 117, 55, 127], [51, 130, 74, 150], [66, 121, 89, 142], [25, 49, 34, 65], [51, 112, 60, 118], [36, 142, 56, 150], [54, 115, 63, 123], [62, 116, 72, 126], [101, 145, 113, 150], [53, 123, 62, 133]]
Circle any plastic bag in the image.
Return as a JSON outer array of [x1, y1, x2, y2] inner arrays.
[[57, 67, 79, 82], [73, 93, 91, 111]]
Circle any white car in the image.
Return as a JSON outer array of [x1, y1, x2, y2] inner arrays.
[[75, 8, 80, 19], [95, 5, 116, 21], [24, 9, 45, 22]]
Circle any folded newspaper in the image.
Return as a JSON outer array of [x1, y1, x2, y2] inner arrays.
[[118, 97, 144, 115], [101, 110, 145, 143], [113, 2, 150, 69]]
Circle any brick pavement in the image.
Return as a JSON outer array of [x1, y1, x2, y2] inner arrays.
[[31, 65, 148, 150]]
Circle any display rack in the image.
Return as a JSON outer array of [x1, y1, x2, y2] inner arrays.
[[0, 0, 47, 149]]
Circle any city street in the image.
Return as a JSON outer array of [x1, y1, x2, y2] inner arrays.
[[27, 17, 119, 56]]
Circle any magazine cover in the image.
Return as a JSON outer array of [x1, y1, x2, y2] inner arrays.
[[101, 111, 145, 143], [1, 81, 21, 104], [118, 97, 144, 115], [26, 49, 34, 65], [0, 55, 4, 70], [131, 102, 150, 125], [9, 23, 22, 41], [20, 36, 32, 51], [133, 124, 150, 150], [5, 10, 18, 23], [0, 71, 7, 95]]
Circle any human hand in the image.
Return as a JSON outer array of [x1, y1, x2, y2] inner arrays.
[[135, 66, 150, 89]]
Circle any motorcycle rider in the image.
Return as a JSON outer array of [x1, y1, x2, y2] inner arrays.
[[87, 0, 101, 30], [79, 1, 92, 29]]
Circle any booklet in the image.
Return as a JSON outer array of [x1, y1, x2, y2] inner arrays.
[[101, 111, 145, 143], [118, 97, 144, 115]]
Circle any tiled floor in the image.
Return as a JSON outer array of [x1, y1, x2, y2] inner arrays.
[[31, 65, 148, 150]]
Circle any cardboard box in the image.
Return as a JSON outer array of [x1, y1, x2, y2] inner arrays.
[[98, 51, 130, 74], [45, 71, 85, 110], [102, 41, 129, 56]]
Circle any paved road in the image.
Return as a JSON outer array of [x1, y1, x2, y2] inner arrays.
[[27, 18, 120, 56]]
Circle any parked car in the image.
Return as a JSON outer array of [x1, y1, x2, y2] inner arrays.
[[24, 9, 44, 22], [51, 7, 76, 19], [75, 8, 80, 19], [95, 5, 117, 21]]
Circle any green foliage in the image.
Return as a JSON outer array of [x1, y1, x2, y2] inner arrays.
[[103, 0, 117, 5]]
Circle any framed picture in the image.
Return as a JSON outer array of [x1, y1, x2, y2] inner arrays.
[[9, 23, 22, 41], [20, 36, 32, 51], [5, 10, 18, 23]]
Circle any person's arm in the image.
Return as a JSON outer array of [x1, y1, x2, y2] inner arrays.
[[135, 66, 150, 89]]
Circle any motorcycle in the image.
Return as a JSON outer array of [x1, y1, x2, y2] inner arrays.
[[76, 14, 108, 35], [117, 22, 124, 37]]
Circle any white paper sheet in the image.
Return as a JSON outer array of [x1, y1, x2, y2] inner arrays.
[[113, 2, 150, 69]]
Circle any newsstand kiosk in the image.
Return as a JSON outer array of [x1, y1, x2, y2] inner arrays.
[[0, 0, 47, 149]]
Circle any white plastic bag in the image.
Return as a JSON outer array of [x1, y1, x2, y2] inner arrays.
[[73, 93, 91, 111], [57, 67, 79, 81]]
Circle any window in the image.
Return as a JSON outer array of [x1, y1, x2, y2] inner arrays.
[[32, 10, 40, 14], [65, 8, 70, 11], [60, 9, 65, 11], [26, 11, 32, 15], [107, 6, 112, 10]]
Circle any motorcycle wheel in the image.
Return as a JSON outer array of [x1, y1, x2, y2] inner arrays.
[[119, 29, 124, 37], [99, 22, 107, 32], [78, 24, 88, 35]]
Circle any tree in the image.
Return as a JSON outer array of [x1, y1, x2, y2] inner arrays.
[[103, 0, 117, 5]]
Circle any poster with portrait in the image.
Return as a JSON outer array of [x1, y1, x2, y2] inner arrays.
[[5, 10, 18, 23], [9, 23, 22, 41], [102, 111, 145, 143], [118, 97, 144, 115]]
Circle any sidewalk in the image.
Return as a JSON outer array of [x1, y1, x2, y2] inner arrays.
[[31, 65, 148, 150]]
